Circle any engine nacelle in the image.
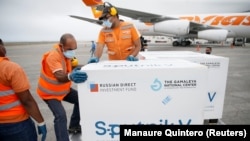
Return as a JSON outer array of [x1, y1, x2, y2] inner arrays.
[[154, 20, 190, 35], [198, 29, 228, 41]]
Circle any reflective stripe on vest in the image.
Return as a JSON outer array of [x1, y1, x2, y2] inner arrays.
[[37, 83, 70, 95], [0, 87, 22, 111], [102, 28, 113, 32], [0, 84, 21, 111], [120, 24, 133, 30], [40, 72, 64, 85], [0, 89, 14, 96], [0, 101, 21, 111]]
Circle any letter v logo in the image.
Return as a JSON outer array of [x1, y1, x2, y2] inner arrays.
[[208, 92, 216, 102]]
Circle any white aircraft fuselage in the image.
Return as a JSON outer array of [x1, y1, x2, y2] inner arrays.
[[134, 13, 250, 39]]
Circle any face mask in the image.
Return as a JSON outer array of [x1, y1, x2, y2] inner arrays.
[[102, 19, 112, 28], [63, 50, 75, 59]]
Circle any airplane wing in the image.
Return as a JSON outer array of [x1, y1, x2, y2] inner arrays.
[[115, 7, 178, 23], [115, 6, 220, 33], [69, 15, 103, 26]]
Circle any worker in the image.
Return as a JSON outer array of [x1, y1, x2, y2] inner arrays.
[[0, 38, 47, 141], [88, 2, 141, 63], [36, 33, 88, 141], [205, 46, 212, 54], [90, 40, 96, 57]]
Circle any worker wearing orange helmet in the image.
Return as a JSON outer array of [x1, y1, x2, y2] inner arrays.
[[88, 2, 141, 63], [0, 38, 47, 141]]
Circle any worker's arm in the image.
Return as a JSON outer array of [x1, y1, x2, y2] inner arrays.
[[16, 89, 44, 123], [131, 38, 141, 57], [52, 59, 87, 83], [49, 57, 72, 82], [129, 23, 142, 57], [54, 70, 70, 82], [94, 43, 105, 59], [16, 89, 47, 140]]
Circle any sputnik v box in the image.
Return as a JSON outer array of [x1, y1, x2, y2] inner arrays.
[[139, 51, 229, 120], [78, 59, 208, 141]]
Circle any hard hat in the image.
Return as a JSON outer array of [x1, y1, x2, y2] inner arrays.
[[71, 57, 78, 67]]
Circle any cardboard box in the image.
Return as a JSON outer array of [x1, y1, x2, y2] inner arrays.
[[78, 59, 208, 141], [139, 51, 229, 120]]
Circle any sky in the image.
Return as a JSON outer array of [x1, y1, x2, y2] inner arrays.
[[0, 0, 250, 42]]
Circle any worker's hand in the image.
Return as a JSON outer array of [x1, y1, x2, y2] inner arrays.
[[69, 67, 88, 83], [37, 122, 47, 141], [88, 57, 99, 64], [126, 55, 138, 61]]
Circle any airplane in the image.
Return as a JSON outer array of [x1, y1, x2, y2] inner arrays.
[[70, 0, 250, 47]]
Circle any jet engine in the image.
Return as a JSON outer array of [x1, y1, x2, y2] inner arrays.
[[198, 29, 228, 41], [154, 20, 190, 35]]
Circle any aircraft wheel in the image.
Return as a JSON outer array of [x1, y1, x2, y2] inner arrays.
[[181, 41, 187, 46], [172, 41, 179, 46]]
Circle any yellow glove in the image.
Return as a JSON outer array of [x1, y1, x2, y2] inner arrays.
[[71, 57, 78, 67]]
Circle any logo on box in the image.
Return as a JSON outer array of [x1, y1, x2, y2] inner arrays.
[[90, 83, 99, 92]]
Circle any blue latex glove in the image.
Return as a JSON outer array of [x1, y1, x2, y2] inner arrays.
[[69, 67, 88, 83], [38, 123, 47, 141], [126, 55, 138, 61], [88, 57, 99, 64]]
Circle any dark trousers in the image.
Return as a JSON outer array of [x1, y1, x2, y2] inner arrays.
[[45, 88, 80, 141], [0, 118, 37, 141]]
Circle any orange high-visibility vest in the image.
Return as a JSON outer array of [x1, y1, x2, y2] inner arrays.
[[37, 45, 72, 101], [102, 22, 136, 60], [0, 81, 28, 123]]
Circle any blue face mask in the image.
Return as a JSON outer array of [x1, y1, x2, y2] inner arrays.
[[102, 19, 113, 28], [63, 50, 75, 59]]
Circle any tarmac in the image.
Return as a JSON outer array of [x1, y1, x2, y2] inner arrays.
[[4, 42, 250, 141]]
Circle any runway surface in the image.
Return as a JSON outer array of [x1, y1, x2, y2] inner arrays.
[[4, 42, 250, 140]]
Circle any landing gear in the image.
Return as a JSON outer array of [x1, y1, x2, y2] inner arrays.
[[172, 38, 192, 47], [140, 36, 148, 51], [172, 41, 179, 46]]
